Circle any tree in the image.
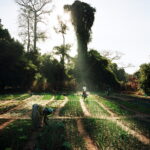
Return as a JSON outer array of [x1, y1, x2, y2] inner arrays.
[[40, 54, 65, 91], [64, 0, 96, 83], [53, 16, 71, 71], [101, 50, 134, 69], [109, 63, 127, 82], [139, 63, 150, 95], [0, 23, 37, 90], [18, 7, 33, 52], [16, 0, 52, 52], [53, 44, 71, 71], [101, 50, 123, 61], [54, 16, 68, 46], [86, 50, 120, 90]]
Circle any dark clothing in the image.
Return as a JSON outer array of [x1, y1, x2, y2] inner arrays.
[[82, 91, 88, 99]]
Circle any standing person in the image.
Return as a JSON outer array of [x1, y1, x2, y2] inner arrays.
[[31, 104, 53, 129], [82, 86, 88, 100]]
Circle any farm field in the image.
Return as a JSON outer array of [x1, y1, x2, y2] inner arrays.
[[0, 92, 149, 150]]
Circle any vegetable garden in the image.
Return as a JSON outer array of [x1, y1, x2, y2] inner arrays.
[[0, 92, 149, 150]]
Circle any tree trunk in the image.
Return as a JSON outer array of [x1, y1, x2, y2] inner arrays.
[[27, 14, 30, 52], [77, 35, 88, 84], [33, 11, 37, 52]]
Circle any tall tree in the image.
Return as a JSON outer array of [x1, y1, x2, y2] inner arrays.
[[54, 16, 68, 46], [64, 0, 96, 83], [53, 16, 71, 71], [16, 0, 52, 52], [18, 7, 33, 52]]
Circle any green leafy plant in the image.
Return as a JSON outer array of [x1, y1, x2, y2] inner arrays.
[[0, 120, 32, 150], [83, 118, 149, 150], [42, 94, 52, 100], [55, 95, 65, 100], [60, 100, 83, 116]]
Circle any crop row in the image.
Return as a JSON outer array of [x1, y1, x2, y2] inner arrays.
[[37, 119, 86, 150], [0, 93, 31, 101], [119, 118, 150, 139], [96, 96, 135, 116], [91, 95, 150, 140], [82, 118, 150, 150], [68, 94, 80, 101], [84, 97, 110, 117], [60, 100, 84, 116], [0, 119, 32, 150], [108, 95, 150, 114], [0, 119, 86, 150]]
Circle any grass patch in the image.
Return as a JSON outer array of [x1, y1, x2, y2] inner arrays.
[[46, 101, 64, 110], [54, 95, 65, 100], [83, 118, 150, 150], [0, 119, 32, 150], [60, 100, 83, 116], [42, 94, 53, 100], [36, 119, 86, 150], [0, 94, 23, 100], [68, 94, 80, 101], [97, 96, 135, 116]]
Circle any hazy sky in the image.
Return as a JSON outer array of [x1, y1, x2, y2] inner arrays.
[[0, 0, 150, 74]]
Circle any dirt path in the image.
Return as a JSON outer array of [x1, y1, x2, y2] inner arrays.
[[54, 96, 68, 116], [80, 98, 91, 117], [23, 128, 42, 150], [0, 100, 18, 106], [0, 96, 37, 130], [94, 98, 150, 145], [0, 119, 15, 130], [77, 119, 99, 150], [79, 98, 99, 150], [22, 97, 55, 150], [0, 94, 149, 148], [23, 96, 66, 150], [0, 95, 53, 130]]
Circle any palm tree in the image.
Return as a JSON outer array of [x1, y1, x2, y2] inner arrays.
[[53, 44, 71, 71]]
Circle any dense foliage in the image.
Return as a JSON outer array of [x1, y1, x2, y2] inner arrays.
[[139, 63, 150, 95], [0, 22, 123, 92], [0, 0, 132, 92], [0, 24, 37, 90]]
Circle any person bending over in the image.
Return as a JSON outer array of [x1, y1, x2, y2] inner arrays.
[[32, 104, 53, 129]]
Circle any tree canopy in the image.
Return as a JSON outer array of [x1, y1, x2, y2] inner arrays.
[[139, 63, 150, 95]]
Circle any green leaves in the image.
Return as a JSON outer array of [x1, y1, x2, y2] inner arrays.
[[139, 63, 150, 95]]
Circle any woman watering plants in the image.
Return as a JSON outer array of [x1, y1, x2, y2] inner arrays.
[[32, 104, 53, 129]]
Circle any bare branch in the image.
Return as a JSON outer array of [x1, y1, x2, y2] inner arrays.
[[101, 50, 124, 61]]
